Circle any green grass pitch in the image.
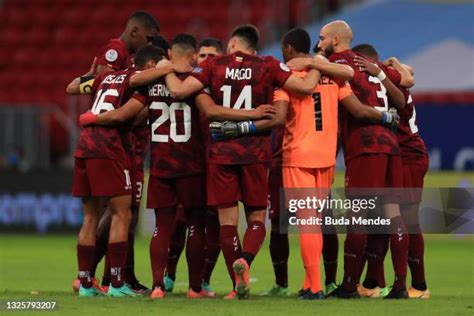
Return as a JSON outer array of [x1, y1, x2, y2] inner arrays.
[[1, 172, 473, 315]]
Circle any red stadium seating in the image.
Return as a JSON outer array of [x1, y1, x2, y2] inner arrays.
[[0, 0, 308, 159]]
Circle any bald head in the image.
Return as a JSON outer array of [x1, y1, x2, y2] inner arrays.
[[317, 20, 353, 56]]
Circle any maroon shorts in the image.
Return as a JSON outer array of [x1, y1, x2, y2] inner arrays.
[[345, 154, 403, 201], [72, 158, 131, 197], [130, 163, 144, 211], [147, 174, 206, 210], [175, 204, 186, 223], [207, 163, 268, 209], [268, 165, 283, 220], [401, 163, 428, 203]]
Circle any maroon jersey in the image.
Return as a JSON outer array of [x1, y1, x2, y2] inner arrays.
[[271, 125, 285, 167], [74, 69, 147, 164], [128, 123, 150, 170], [329, 49, 401, 162], [95, 39, 131, 72], [397, 88, 429, 165], [191, 51, 291, 164], [144, 74, 206, 178]]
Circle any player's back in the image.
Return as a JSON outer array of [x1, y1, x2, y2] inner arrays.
[[329, 49, 400, 161], [277, 71, 343, 168], [146, 74, 206, 178], [75, 69, 138, 163], [192, 51, 291, 164], [396, 88, 428, 164]]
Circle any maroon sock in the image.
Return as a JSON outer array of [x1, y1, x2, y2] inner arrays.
[[408, 233, 426, 287], [342, 232, 366, 292], [364, 234, 388, 288], [77, 244, 95, 288], [108, 241, 128, 288], [389, 216, 409, 291], [220, 225, 242, 288], [124, 231, 136, 284], [90, 231, 108, 278], [322, 233, 338, 285], [150, 208, 175, 289], [185, 211, 206, 292], [202, 215, 220, 284], [269, 231, 289, 288], [167, 221, 187, 277], [242, 221, 266, 266]]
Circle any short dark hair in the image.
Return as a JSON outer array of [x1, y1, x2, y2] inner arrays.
[[282, 28, 311, 54], [231, 24, 259, 50], [352, 43, 379, 60], [198, 38, 224, 53], [152, 35, 171, 55], [134, 44, 166, 68], [128, 11, 160, 31], [172, 33, 197, 52]]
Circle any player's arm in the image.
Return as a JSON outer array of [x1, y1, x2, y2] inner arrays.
[[165, 73, 205, 100], [79, 97, 146, 127], [383, 57, 415, 88], [340, 94, 399, 129], [65, 58, 97, 95], [195, 93, 276, 121], [287, 56, 354, 81], [283, 69, 321, 95], [132, 107, 149, 126], [252, 100, 288, 131], [354, 56, 406, 110], [129, 62, 193, 88]]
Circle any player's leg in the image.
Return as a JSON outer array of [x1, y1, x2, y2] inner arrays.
[[178, 175, 207, 298], [77, 196, 103, 296], [164, 205, 187, 293], [262, 165, 290, 296], [336, 155, 375, 298], [201, 207, 220, 296], [207, 163, 242, 298], [401, 162, 430, 298], [322, 206, 338, 295], [94, 209, 111, 288], [72, 157, 102, 295], [147, 176, 178, 298]]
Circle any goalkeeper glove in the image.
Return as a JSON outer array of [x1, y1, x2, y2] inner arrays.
[[209, 121, 257, 141], [380, 108, 399, 132]]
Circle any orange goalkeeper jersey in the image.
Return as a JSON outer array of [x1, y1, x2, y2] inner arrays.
[[274, 70, 352, 168]]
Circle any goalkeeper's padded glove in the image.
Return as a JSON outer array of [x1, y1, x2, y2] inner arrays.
[[209, 121, 257, 141], [79, 75, 95, 94], [380, 108, 399, 132], [79, 111, 97, 126]]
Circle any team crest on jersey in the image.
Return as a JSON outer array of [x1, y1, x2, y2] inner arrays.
[[192, 67, 203, 73], [279, 62, 290, 72], [105, 49, 118, 62]]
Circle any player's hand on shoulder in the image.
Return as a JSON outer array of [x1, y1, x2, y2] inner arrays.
[[287, 57, 312, 71], [156, 58, 171, 68], [252, 104, 276, 119], [353, 56, 381, 76]]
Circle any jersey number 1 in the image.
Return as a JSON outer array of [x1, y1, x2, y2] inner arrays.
[[313, 92, 323, 131]]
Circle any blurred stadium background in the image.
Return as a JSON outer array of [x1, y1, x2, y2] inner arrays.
[[0, 0, 472, 233]]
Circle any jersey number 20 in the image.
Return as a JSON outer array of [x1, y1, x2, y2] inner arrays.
[[150, 101, 191, 143]]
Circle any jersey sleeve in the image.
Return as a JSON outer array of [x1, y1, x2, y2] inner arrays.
[[96, 41, 128, 72], [269, 57, 292, 88], [337, 80, 353, 101], [380, 63, 401, 86], [273, 88, 290, 103], [190, 58, 211, 87], [91, 73, 106, 95]]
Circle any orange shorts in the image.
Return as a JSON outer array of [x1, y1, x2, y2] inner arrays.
[[282, 166, 334, 189]]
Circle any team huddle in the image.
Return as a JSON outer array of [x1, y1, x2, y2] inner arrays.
[[67, 11, 430, 300]]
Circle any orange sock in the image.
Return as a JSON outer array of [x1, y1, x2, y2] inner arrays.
[[300, 233, 323, 293], [302, 273, 310, 290]]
